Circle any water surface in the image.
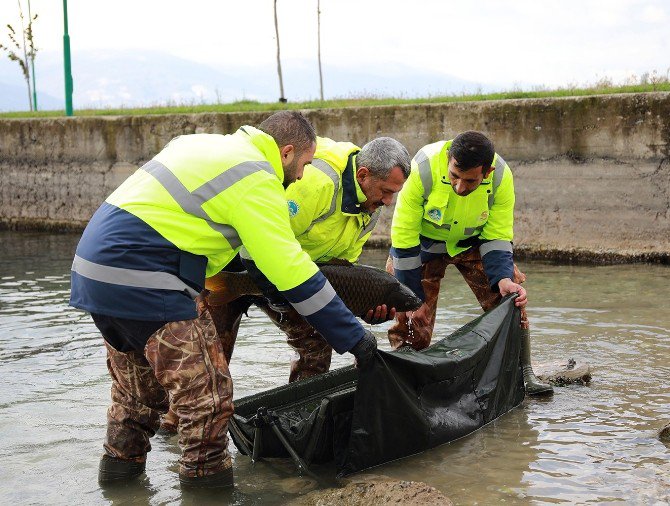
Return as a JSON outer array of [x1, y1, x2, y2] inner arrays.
[[0, 231, 668, 504]]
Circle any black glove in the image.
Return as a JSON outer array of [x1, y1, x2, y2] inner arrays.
[[349, 330, 378, 369]]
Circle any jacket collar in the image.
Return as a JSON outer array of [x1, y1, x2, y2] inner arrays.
[[341, 152, 367, 215], [238, 126, 284, 182]]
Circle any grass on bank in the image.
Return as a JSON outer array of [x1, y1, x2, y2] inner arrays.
[[2, 80, 670, 119]]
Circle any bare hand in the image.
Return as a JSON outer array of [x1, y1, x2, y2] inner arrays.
[[363, 304, 396, 324], [498, 278, 527, 308]]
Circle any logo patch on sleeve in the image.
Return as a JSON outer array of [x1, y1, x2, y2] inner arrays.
[[287, 200, 300, 217], [427, 208, 442, 220]]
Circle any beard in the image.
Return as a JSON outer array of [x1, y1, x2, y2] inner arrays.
[[362, 200, 384, 213], [282, 158, 300, 189]]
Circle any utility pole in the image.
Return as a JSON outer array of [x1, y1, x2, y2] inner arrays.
[[62, 0, 73, 115], [27, 0, 37, 110]]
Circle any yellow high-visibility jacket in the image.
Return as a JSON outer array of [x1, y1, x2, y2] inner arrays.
[[70, 127, 364, 353], [286, 137, 381, 263], [390, 140, 515, 299]]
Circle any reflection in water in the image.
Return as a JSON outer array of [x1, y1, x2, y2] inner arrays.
[[0, 231, 668, 504], [377, 402, 542, 500]]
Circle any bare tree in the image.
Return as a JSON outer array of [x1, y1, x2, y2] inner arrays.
[[27, 0, 37, 110], [0, 0, 38, 111], [317, 0, 324, 101], [274, 0, 287, 103]]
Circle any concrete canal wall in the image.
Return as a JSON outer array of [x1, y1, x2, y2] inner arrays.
[[1, 92, 669, 263]]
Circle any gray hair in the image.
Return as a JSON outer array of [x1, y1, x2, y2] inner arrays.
[[356, 137, 411, 179]]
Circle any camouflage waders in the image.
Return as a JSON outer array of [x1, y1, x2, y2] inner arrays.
[[205, 297, 332, 383], [386, 248, 552, 395], [386, 247, 528, 350], [159, 296, 252, 433], [188, 295, 332, 385], [104, 308, 234, 478], [257, 305, 333, 383]]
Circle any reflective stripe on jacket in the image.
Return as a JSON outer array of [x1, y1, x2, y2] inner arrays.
[[285, 136, 381, 263], [70, 127, 364, 352]]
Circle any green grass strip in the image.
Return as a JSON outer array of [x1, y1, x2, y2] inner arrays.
[[2, 82, 669, 118]]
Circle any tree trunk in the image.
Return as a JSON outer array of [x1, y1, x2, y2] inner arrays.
[[27, 0, 37, 111], [17, 0, 33, 111], [274, 0, 286, 102], [317, 0, 324, 101]]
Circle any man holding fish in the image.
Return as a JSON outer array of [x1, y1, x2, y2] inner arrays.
[[69, 111, 394, 489], [197, 135, 412, 384]]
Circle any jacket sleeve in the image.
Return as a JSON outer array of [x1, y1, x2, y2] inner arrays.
[[389, 161, 426, 300], [479, 165, 515, 291], [228, 175, 365, 353]]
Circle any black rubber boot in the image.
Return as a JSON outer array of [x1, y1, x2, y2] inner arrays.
[[520, 328, 554, 396], [179, 466, 234, 489], [98, 454, 146, 484]]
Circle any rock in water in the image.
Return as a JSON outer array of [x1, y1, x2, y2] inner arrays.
[[534, 358, 592, 386], [293, 476, 452, 505], [659, 422, 670, 443]]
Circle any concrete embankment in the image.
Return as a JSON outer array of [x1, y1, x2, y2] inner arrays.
[[1, 93, 669, 263]]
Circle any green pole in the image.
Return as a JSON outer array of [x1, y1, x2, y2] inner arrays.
[[62, 0, 73, 116], [28, 0, 37, 111]]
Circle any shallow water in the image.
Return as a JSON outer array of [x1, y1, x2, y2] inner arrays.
[[0, 231, 668, 505]]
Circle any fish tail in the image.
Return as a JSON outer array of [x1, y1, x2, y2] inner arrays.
[[204, 271, 255, 306]]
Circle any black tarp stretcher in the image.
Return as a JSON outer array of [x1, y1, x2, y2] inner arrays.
[[229, 295, 525, 476]]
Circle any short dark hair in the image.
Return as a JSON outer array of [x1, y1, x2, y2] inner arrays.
[[258, 111, 316, 154], [450, 131, 495, 171]]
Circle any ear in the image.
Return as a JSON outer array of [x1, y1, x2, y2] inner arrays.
[[483, 166, 495, 179], [356, 166, 370, 182], [280, 144, 295, 165]]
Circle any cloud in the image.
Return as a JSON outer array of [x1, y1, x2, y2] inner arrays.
[[1, 0, 668, 109], [639, 4, 668, 23]]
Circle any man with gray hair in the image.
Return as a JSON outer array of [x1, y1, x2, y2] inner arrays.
[[262, 135, 411, 381]]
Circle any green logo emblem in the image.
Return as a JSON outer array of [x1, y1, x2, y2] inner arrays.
[[287, 200, 299, 217], [427, 208, 442, 220]]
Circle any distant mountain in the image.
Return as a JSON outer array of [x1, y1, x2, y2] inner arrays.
[[0, 49, 502, 112], [0, 81, 62, 112]]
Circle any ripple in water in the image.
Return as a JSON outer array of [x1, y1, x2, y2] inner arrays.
[[0, 232, 668, 504]]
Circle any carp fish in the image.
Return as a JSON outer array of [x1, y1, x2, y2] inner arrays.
[[205, 264, 422, 317]]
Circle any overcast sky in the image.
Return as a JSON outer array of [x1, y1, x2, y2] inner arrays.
[[1, 0, 668, 97]]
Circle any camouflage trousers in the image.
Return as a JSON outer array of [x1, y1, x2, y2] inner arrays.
[[104, 308, 233, 478], [206, 296, 332, 383], [161, 296, 330, 432], [386, 247, 529, 351], [259, 305, 333, 383]]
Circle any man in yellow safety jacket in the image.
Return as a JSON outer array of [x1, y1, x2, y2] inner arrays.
[[69, 111, 379, 489], [197, 136, 411, 386], [387, 130, 553, 396]]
